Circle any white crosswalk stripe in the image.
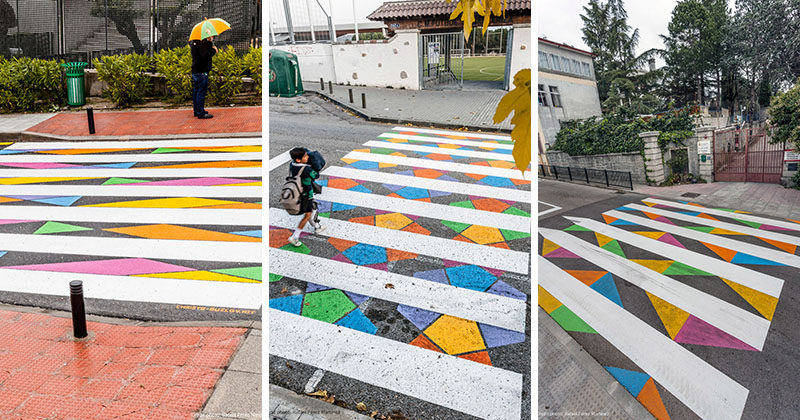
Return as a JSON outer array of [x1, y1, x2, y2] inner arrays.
[[363, 140, 515, 161], [377, 133, 515, 150], [3, 137, 262, 150], [343, 151, 531, 180], [643, 197, 800, 233], [389, 126, 512, 141], [0, 185, 261, 197], [0, 152, 261, 163], [0, 167, 260, 178]]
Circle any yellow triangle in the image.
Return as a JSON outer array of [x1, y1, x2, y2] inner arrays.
[[538, 285, 562, 314], [134, 271, 260, 283], [437, 143, 461, 149], [341, 158, 357, 164], [389, 152, 407, 157], [216, 181, 263, 187], [378, 162, 398, 168], [189, 146, 262, 152], [642, 201, 656, 207], [721, 278, 779, 321], [354, 148, 371, 153], [595, 232, 614, 247], [83, 197, 239, 208], [645, 291, 690, 339], [631, 259, 675, 273], [541, 238, 560, 256], [710, 228, 746, 235], [633, 231, 665, 240]]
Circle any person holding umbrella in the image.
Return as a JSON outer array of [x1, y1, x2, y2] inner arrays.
[[189, 17, 230, 119]]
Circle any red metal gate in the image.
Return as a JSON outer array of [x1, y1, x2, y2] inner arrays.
[[713, 126, 784, 183]]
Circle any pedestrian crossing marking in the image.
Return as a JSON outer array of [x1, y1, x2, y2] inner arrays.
[[424, 315, 486, 355], [134, 270, 260, 283], [538, 285, 562, 313], [4, 138, 262, 150], [758, 237, 796, 254], [631, 259, 675, 273], [646, 291, 691, 339], [34, 221, 92, 235], [83, 197, 241, 208], [720, 278, 778, 321], [0, 152, 261, 163], [143, 160, 261, 169], [0, 177, 99, 185], [564, 270, 608, 286], [104, 224, 261, 242], [0, 185, 261, 197]]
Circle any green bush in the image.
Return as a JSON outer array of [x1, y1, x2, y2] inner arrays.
[[154, 46, 192, 104], [0, 57, 65, 112], [93, 53, 152, 107], [242, 46, 262, 95], [208, 46, 243, 105], [768, 77, 800, 150]]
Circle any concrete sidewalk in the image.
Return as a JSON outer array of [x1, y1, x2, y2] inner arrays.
[[304, 83, 512, 133]]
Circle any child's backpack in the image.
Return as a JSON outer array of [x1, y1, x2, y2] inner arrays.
[[305, 149, 326, 172], [279, 165, 307, 215]]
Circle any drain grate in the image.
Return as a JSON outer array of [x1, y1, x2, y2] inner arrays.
[[680, 192, 701, 198]]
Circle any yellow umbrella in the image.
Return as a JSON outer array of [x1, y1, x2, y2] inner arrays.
[[189, 18, 231, 41]]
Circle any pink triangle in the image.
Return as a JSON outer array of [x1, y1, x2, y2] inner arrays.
[[483, 267, 505, 277], [332, 254, 352, 264], [4, 258, 194, 276], [366, 262, 389, 271], [761, 224, 793, 231], [374, 210, 392, 215], [122, 177, 253, 186], [1, 162, 82, 169], [543, 247, 581, 258], [653, 204, 674, 209], [0, 219, 35, 225], [442, 259, 462, 268], [657, 233, 685, 248], [654, 216, 676, 225], [674, 315, 758, 351]]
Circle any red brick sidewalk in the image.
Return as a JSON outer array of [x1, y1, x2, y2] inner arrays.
[[0, 309, 246, 419], [26, 106, 262, 137]]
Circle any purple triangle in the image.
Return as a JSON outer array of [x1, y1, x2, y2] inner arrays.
[[397, 304, 439, 330], [654, 216, 676, 225], [468, 195, 482, 200], [428, 189, 451, 198], [7, 195, 53, 200], [658, 233, 685, 248], [366, 262, 389, 271], [438, 174, 459, 182], [306, 282, 331, 293], [486, 280, 527, 301], [396, 170, 414, 176], [479, 323, 526, 347], [543, 247, 581, 258], [345, 291, 369, 305], [653, 204, 673, 209], [413, 269, 448, 285], [442, 259, 462, 268], [382, 184, 404, 192], [406, 214, 420, 220], [332, 254, 353, 264], [499, 199, 517, 206], [761, 224, 793, 231], [674, 315, 757, 351], [374, 210, 392, 215]]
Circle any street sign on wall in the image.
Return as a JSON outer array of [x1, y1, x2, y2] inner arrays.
[[697, 140, 711, 154]]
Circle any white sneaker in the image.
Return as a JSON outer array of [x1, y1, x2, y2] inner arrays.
[[312, 223, 326, 233], [288, 236, 302, 247]]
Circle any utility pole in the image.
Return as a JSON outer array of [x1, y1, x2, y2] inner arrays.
[[352, 0, 359, 41], [305, 0, 315, 42]]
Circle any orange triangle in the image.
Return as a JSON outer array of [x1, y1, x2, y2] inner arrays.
[[458, 351, 492, 366], [758, 237, 797, 254], [464, 173, 486, 181], [199, 203, 262, 209], [633, 231, 665, 240], [642, 201, 657, 207], [414, 198, 432, 203], [0, 197, 21, 203], [696, 213, 719, 221], [710, 228, 746, 235], [387, 193, 403, 199], [268, 229, 292, 248], [409, 334, 442, 353], [595, 233, 613, 247], [641, 211, 662, 220], [511, 178, 531, 185], [487, 242, 511, 249], [542, 238, 560, 256], [564, 270, 608, 286], [106, 224, 260, 242], [636, 378, 671, 420], [788, 219, 800, 225], [387, 248, 418, 261], [401, 223, 430, 235], [699, 242, 736, 262], [687, 202, 704, 207], [630, 259, 674, 273], [348, 216, 375, 226], [602, 214, 618, 224], [328, 237, 359, 252], [453, 234, 474, 243]]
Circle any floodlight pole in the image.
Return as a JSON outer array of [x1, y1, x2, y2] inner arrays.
[[305, 0, 315, 42], [283, 0, 295, 44], [351, 0, 358, 41]]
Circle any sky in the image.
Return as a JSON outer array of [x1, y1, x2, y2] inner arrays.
[[269, 0, 389, 28]]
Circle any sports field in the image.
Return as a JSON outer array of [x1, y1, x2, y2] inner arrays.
[[461, 56, 505, 81]]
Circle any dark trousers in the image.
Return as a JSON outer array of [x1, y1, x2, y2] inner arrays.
[[191, 72, 209, 116]]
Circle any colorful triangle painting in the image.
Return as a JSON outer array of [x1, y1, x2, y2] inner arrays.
[[601, 239, 626, 258], [564, 224, 592, 232], [549, 305, 596, 334], [663, 261, 714, 276], [721, 278, 779, 321], [646, 291, 690, 339], [730, 253, 786, 266], [605, 366, 649, 396], [758, 237, 797, 254], [34, 221, 92, 235], [589, 273, 623, 307], [674, 315, 758, 351], [637, 378, 671, 420]]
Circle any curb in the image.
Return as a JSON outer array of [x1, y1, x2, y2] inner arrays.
[[270, 384, 374, 420], [0, 131, 262, 143], [306, 90, 513, 135]]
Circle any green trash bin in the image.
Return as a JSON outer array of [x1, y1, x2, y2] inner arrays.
[[62, 62, 88, 106], [269, 49, 304, 97]]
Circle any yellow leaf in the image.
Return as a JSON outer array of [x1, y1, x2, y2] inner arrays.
[[493, 69, 531, 174], [356, 402, 368, 411], [306, 389, 328, 398]]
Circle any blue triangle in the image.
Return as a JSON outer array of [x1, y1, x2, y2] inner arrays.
[[92, 162, 136, 169], [0, 150, 26, 155], [317, 179, 328, 187], [609, 219, 638, 226], [269, 294, 303, 314], [0, 251, 6, 258], [605, 366, 650, 397], [615, 206, 636, 211], [589, 273, 623, 307], [349, 184, 373, 194], [731, 253, 787, 266], [33, 196, 81, 206], [231, 230, 262, 238], [678, 211, 701, 216], [335, 309, 377, 334], [332, 202, 357, 212]]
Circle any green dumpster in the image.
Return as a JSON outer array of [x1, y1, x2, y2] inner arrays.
[[269, 49, 304, 97], [62, 62, 88, 106]]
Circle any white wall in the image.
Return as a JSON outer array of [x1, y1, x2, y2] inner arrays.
[[273, 44, 336, 85], [332, 30, 419, 90], [509, 24, 531, 86]]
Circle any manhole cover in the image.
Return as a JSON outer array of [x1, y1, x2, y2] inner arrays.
[[680, 192, 701, 198]]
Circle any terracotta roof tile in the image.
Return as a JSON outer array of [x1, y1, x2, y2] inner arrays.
[[367, 0, 531, 21]]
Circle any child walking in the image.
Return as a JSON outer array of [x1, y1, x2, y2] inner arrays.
[[287, 147, 324, 246]]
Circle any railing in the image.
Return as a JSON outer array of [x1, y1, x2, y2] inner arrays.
[[539, 165, 634, 190]]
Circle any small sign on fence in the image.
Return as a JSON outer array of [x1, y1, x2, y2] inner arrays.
[[427, 42, 440, 66], [697, 140, 711, 154], [784, 150, 800, 162]]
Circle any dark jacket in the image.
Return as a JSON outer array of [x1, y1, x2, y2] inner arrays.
[[190, 39, 216, 74], [289, 162, 319, 199]]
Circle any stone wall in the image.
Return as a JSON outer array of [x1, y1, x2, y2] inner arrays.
[[544, 150, 646, 184]]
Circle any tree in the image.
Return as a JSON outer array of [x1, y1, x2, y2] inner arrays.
[[767, 78, 800, 149], [661, 0, 713, 106], [91, 0, 146, 54]]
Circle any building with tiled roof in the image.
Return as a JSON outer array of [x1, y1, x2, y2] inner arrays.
[[368, 0, 531, 34]]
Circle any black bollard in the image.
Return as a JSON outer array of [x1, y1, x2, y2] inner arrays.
[[87, 107, 95, 135], [361, 93, 366, 109], [328, 81, 333, 94], [70, 280, 88, 338], [348, 88, 353, 103], [319, 77, 324, 90]]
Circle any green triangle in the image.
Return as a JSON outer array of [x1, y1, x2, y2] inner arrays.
[[34, 221, 92, 235], [503, 206, 531, 217], [714, 208, 737, 213], [601, 239, 626, 258], [370, 148, 396, 155], [442, 220, 471, 233], [550, 305, 597, 333], [269, 273, 283, 283], [500, 229, 531, 240], [152, 147, 190, 154], [102, 177, 147, 185], [663, 261, 714, 276], [565, 224, 592, 232], [212, 267, 262, 281], [319, 212, 330, 218], [735, 219, 762, 229], [280, 243, 311, 254], [449, 201, 475, 209], [686, 226, 715, 233]]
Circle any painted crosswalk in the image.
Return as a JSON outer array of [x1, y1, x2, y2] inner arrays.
[[0, 138, 262, 313], [540, 196, 800, 419], [269, 126, 531, 419]]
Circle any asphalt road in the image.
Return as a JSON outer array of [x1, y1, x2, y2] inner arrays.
[[538, 179, 800, 419], [0, 137, 262, 322], [269, 94, 532, 420]]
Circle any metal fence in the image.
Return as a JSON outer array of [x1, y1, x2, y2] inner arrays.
[[539, 165, 634, 190], [269, 0, 334, 44], [0, 0, 260, 64]]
